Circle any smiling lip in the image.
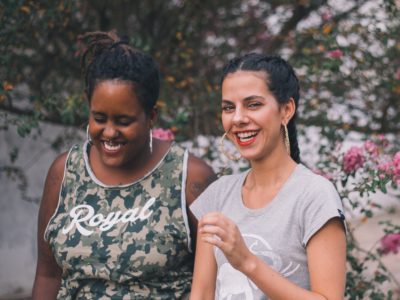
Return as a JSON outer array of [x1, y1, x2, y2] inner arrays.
[[234, 130, 259, 146], [101, 140, 126, 155]]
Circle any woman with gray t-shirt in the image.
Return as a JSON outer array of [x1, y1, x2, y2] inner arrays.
[[190, 53, 346, 300]]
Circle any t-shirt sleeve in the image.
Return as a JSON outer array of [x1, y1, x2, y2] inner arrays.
[[300, 176, 346, 247], [189, 178, 220, 220]]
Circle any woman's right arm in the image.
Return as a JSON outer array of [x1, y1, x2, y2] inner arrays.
[[32, 153, 67, 300], [189, 226, 218, 300]]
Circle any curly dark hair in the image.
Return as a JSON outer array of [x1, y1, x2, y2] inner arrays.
[[79, 30, 159, 115]]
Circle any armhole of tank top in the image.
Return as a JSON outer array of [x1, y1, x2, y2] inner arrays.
[[43, 146, 74, 243], [181, 148, 192, 253]]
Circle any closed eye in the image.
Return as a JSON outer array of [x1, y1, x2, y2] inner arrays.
[[222, 104, 235, 112], [248, 102, 262, 109], [116, 118, 134, 126], [92, 112, 106, 123]]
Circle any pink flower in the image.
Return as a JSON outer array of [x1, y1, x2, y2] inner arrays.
[[328, 49, 343, 59], [392, 152, 400, 183], [380, 233, 400, 255], [343, 146, 365, 173], [321, 11, 332, 22], [363, 140, 379, 157], [152, 128, 175, 141], [393, 152, 400, 167], [396, 68, 400, 80], [377, 134, 389, 146], [378, 161, 392, 174]]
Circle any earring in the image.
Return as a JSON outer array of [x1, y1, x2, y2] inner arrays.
[[219, 132, 241, 161], [283, 124, 290, 156], [86, 125, 93, 145], [149, 129, 153, 154]]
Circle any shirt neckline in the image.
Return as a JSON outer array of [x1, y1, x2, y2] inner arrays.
[[82, 141, 174, 188], [238, 163, 303, 215]]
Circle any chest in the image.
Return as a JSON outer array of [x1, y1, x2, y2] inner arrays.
[[51, 184, 190, 279]]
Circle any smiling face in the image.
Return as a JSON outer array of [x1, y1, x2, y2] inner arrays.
[[221, 71, 291, 162], [88, 80, 154, 169]]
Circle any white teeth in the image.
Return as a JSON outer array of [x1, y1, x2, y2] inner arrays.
[[237, 131, 258, 141], [103, 141, 122, 151]]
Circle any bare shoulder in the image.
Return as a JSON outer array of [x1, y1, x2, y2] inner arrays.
[[44, 152, 68, 197], [38, 152, 68, 227], [186, 154, 217, 205]]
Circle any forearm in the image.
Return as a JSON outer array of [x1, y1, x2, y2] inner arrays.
[[190, 231, 217, 300], [32, 275, 61, 300], [190, 284, 215, 300], [242, 255, 327, 300]]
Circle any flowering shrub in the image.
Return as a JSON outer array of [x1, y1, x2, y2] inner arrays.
[[152, 128, 175, 141], [314, 134, 400, 299]]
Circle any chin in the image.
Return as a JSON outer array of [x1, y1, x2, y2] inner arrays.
[[239, 151, 259, 161], [240, 149, 269, 162], [101, 157, 125, 168]]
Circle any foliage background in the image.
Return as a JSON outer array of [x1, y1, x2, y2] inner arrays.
[[0, 0, 399, 298]]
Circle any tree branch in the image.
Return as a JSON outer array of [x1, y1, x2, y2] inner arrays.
[[0, 105, 86, 127], [266, 0, 328, 52]]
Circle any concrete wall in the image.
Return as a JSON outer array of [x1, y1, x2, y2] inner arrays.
[[0, 123, 81, 298]]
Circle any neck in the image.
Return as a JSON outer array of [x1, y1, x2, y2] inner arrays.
[[88, 140, 156, 185], [247, 147, 297, 189]]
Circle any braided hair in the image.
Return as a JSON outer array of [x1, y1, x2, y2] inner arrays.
[[221, 53, 301, 163], [79, 30, 159, 115]]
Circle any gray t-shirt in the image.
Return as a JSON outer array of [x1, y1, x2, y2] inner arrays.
[[190, 163, 345, 300]]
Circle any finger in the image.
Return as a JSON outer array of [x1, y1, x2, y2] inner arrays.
[[200, 213, 230, 227], [200, 213, 222, 224], [199, 225, 226, 239], [202, 235, 223, 247], [202, 236, 234, 256], [203, 211, 222, 218]]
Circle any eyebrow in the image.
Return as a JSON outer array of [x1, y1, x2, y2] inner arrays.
[[91, 111, 136, 119], [222, 95, 265, 103]]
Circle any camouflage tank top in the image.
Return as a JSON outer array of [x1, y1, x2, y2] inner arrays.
[[44, 142, 194, 299]]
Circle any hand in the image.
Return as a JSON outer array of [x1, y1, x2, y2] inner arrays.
[[198, 212, 255, 272]]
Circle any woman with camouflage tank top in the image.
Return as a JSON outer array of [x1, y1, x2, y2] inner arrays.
[[32, 30, 216, 300]]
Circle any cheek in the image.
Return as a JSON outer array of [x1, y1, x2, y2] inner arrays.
[[221, 113, 232, 132], [88, 119, 100, 133], [126, 123, 150, 140]]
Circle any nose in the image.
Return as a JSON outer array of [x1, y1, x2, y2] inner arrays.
[[232, 107, 248, 126], [103, 122, 119, 140]]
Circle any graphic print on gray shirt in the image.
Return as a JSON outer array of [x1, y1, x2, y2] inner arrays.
[[190, 164, 345, 300]]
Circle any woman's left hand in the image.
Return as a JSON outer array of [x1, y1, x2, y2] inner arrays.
[[198, 212, 255, 272]]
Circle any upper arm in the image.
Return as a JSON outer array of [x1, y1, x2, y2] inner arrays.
[[185, 154, 217, 247], [306, 217, 346, 300], [32, 152, 67, 299], [190, 229, 218, 300], [185, 154, 217, 206]]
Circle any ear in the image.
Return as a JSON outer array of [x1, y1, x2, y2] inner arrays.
[[149, 107, 158, 128], [281, 98, 296, 125]]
